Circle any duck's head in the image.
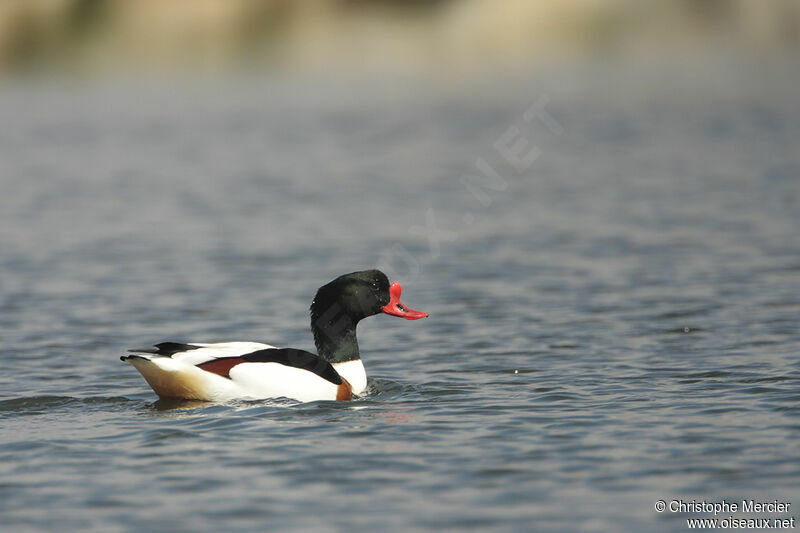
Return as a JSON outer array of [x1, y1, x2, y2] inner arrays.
[[311, 269, 428, 323], [310, 269, 428, 363]]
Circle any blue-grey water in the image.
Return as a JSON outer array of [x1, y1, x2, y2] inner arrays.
[[1, 60, 799, 532]]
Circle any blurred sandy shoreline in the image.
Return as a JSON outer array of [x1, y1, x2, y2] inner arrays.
[[1, 0, 798, 77]]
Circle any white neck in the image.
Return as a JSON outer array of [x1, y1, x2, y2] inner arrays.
[[333, 360, 367, 395]]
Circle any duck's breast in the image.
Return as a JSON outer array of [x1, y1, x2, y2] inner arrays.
[[332, 360, 367, 395]]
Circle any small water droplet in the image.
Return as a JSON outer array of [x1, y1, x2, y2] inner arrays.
[[683, 327, 690, 333], [514, 369, 519, 374]]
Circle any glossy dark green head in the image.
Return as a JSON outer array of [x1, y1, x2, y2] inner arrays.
[[310, 269, 427, 363]]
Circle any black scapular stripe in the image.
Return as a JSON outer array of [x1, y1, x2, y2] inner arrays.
[[240, 348, 343, 385], [129, 342, 202, 357]]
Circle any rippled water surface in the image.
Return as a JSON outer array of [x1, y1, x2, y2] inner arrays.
[[1, 62, 799, 531]]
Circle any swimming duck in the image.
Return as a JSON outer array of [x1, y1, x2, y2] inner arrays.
[[121, 269, 428, 402]]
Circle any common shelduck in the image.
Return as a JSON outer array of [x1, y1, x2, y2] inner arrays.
[[121, 270, 428, 402]]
